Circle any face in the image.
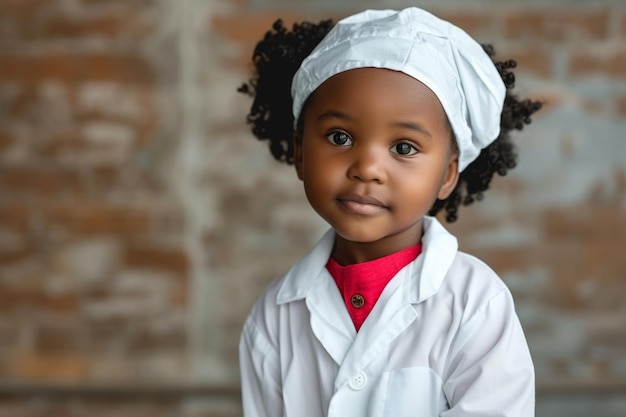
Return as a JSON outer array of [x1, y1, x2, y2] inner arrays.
[[294, 68, 459, 263]]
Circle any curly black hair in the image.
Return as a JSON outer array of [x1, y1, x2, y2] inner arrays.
[[238, 19, 542, 222]]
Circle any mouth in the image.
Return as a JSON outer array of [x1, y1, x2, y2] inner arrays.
[[337, 194, 388, 215]]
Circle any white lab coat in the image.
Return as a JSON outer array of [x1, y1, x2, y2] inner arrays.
[[239, 216, 534, 417]]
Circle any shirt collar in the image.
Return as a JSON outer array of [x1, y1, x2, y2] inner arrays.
[[275, 216, 458, 305]]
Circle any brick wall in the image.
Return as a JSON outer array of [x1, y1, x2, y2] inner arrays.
[[0, 0, 624, 416]]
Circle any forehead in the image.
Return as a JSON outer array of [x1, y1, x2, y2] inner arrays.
[[304, 68, 448, 125]]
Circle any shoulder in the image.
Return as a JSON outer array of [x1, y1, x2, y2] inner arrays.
[[440, 250, 514, 322], [245, 231, 334, 324], [242, 274, 286, 345], [241, 230, 334, 349], [449, 250, 505, 289]]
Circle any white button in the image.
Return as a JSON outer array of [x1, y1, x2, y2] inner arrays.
[[349, 371, 367, 390]]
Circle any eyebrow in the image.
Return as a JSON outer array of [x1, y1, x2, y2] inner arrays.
[[392, 121, 432, 139], [315, 110, 354, 123]]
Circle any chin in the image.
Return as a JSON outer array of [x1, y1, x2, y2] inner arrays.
[[333, 228, 385, 244]]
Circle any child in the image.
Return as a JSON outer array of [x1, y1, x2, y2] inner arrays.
[[238, 7, 542, 417]]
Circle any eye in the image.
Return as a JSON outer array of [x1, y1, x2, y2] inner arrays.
[[391, 142, 418, 156], [326, 131, 352, 147]]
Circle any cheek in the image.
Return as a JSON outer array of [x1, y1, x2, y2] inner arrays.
[[303, 158, 340, 188], [301, 155, 346, 201]]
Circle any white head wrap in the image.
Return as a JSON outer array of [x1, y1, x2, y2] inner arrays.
[[291, 7, 506, 172]]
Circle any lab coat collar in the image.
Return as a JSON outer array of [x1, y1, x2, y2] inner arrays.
[[276, 216, 458, 305]]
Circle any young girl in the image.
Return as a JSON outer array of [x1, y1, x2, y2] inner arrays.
[[238, 7, 542, 417]]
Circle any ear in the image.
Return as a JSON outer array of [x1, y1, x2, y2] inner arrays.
[[437, 152, 460, 200], [293, 131, 304, 181]]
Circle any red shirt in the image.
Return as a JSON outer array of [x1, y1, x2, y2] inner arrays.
[[326, 244, 422, 331]]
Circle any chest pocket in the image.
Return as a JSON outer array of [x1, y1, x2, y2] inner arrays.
[[383, 367, 447, 417]]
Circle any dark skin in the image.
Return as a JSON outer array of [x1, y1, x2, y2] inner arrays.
[[240, 20, 543, 224], [293, 68, 459, 265]]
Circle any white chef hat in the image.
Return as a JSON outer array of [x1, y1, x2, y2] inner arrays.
[[291, 7, 506, 172]]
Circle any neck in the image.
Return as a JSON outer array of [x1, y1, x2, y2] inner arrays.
[[331, 221, 423, 265]]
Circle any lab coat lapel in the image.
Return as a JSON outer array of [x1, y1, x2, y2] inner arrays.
[[332, 217, 458, 390], [307, 268, 356, 365], [334, 264, 418, 391], [276, 229, 356, 366], [275, 217, 458, 388]]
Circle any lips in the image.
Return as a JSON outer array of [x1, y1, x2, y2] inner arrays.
[[337, 194, 388, 215]]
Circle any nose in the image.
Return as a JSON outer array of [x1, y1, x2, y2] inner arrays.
[[347, 146, 386, 183]]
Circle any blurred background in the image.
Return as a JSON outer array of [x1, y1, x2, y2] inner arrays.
[[0, 0, 624, 416]]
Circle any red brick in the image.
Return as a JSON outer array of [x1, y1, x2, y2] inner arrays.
[[0, 0, 49, 17], [520, 88, 561, 116], [0, 203, 30, 232], [509, 46, 553, 78], [435, 11, 493, 37], [0, 168, 82, 195], [41, 14, 129, 39], [0, 53, 73, 83], [0, 0, 51, 36], [212, 11, 323, 68], [212, 11, 307, 43], [1, 1, 156, 40], [44, 203, 151, 236], [569, 49, 626, 78], [134, 118, 158, 147], [170, 284, 188, 307], [34, 129, 86, 157], [0, 288, 79, 313], [583, 243, 626, 280], [0, 128, 14, 153], [124, 247, 189, 273], [3, 353, 88, 381], [0, 52, 154, 84], [503, 9, 609, 42], [0, 324, 20, 350], [85, 53, 154, 84], [5, 83, 38, 119], [0, 246, 33, 264], [90, 166, 119, 189], [34, 324, 82, 353], [36, 7, 153, 40], [544, 204, 626, 243], [479, 243, 584, 309]]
